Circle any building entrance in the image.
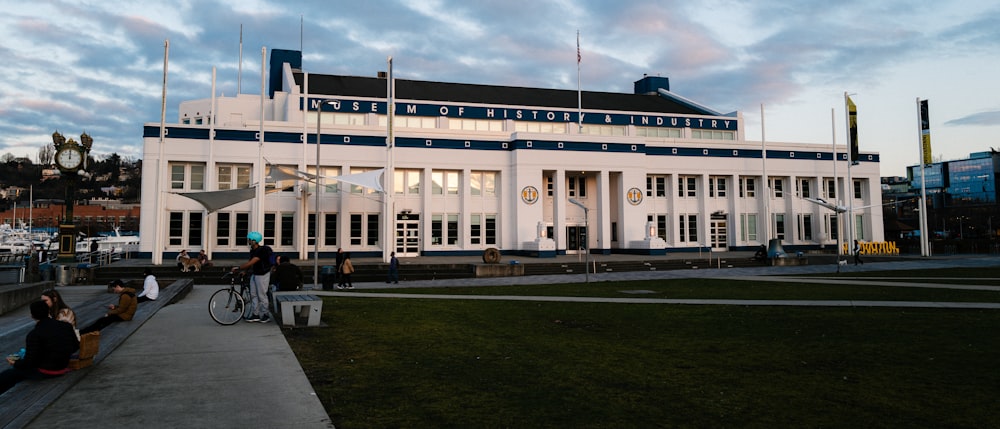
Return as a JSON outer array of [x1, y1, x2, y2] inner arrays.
[[566, 225, 587, 254], [395, 213, 419, 257], [710, 220, 728, 249]]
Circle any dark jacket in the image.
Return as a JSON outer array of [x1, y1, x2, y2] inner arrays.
[[108, 287, 138, 321], [274, 262, 303, 291], [15, 318, 79, 372]]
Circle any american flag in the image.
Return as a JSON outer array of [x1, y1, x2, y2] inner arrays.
[[576, 32, 581, 64]]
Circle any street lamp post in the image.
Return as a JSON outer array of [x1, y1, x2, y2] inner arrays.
[[314, 100, 336, 289], [568, 198, 589, 283]]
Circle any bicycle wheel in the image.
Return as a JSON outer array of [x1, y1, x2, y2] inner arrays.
[[241, 284, 254, 319], [208, 288, 245, 325]]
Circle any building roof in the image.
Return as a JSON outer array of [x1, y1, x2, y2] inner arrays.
[[295, 73, 715, 116]]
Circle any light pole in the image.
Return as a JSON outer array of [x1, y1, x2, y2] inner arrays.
[[568, 198, 589, 283], [314, 100, 336, 288]]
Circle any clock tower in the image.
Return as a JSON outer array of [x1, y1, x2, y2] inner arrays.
[[52, 131, 92, 262]]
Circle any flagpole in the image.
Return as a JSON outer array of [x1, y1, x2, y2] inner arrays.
[[238, 25, 243, 95], [383, 56, 395, 263], [844, 92, 855, 252], [831, 107, 841, 262], [917, 98, 930, 257], [256, 46, 265, 235], [576, 30, 582, 134], [761, 104, 769, 244], [153, 39, 169, 265], [206, 66, 216, 260]]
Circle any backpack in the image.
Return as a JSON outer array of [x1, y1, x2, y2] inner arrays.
[[258, 246, 275, 271]]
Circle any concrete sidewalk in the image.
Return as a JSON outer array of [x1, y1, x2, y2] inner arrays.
[[26, 285, 334, 428]]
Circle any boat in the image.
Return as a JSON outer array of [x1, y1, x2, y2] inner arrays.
[[75, 226, 139, 261]]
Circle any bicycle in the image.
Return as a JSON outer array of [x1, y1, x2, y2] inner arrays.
[[208, 271, 254, 325]]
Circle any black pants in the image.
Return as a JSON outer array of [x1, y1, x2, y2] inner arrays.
[[137, 296, 155, 304], [80, 314, 124, 334], [0, 367, 59, 395]]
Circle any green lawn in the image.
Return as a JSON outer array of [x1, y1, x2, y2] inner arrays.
[[284, 268, 1000, 428]]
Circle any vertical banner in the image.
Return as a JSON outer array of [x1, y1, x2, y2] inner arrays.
[[920, 99, 932, 166], [847, 95, 859, 162]]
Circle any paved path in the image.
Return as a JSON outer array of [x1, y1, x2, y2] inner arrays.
[[12, 255, 1000, 428], [26, 285, 334, 429]]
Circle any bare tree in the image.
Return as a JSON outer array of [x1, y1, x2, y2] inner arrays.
[[1, 153, 14, 163], [38, 145, 54, 165]]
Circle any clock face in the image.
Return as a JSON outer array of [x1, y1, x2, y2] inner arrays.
[[56, 147, 83, 170]]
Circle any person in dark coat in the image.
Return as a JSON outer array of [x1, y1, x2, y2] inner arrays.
[[0, 301, 79, 394], [273, 256, 303, 291]]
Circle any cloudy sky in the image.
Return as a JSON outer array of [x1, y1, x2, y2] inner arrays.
[[1, 0, 998, 177]]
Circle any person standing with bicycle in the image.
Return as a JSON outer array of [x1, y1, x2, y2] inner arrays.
[[233, 232, 273, 323]]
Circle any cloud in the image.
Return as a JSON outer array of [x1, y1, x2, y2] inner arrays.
[[945, 111, 1000, 127]]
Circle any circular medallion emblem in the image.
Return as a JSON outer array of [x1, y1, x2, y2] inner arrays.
[[626, 187, 643, 206], [521, 186, 539, 205]]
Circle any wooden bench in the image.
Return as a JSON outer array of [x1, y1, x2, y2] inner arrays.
[[274, 293, 323, 327], [0, 278, 193, 428]]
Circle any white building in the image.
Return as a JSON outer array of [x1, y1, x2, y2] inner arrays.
[[140, 49, 883, 262]]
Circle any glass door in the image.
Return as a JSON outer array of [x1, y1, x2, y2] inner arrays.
[[395, 213, 420, 256]]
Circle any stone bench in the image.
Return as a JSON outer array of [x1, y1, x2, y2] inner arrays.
[[0, 278, 193, 428], [273, 293, 323, 327]]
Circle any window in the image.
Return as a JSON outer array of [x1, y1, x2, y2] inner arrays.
[[647, 175, 667, 197], [471, 214, 481, 245], [350, 167, 381, 194], [678, 176, 696, 198], [546, 176, 554, 197], [325, 213, 337, 246], [396, 116, 437, 129], [235, 213, 249, 246], [568, 176, 587, 198], [470, 171, 497, 197], [709, 176, 727, 198], [394, 169, 421, 195], [580, 124, 625, 136], [515, 121, 566, 134], [679, 214, 698, 242], [739, 177, 756, 198], [798, 214, 813, 241], [798, 179, 811, 198], [367, 214, 379, 246], [263, 213, 276, 246], [431, 170, 460, 195], [740, 213, 758, 241], [169, 162, 205, 191], [773, 213, 786, 240], [485, 214, 497, 245], [216, 213, 230, 246], [825, 179, 837, 200], [853, 180, 863, 199], [189, 213, 202, 246], [855, 214, 865, 240], [306, 166, 341, 194], [691, 129, 736, 140], [770, 178, 784, 198], [449, 118, 503, 132], [168, 212, 202, 247], [647, 214, 668, 241], [266, 165, 297, 193], [431, 213, 460, 246], [824, 214, 839, 241], [314, 111, 366, 126], [168, 212, 183, 246], [636, 127, 682, 138], [217, 164, 251, 190]]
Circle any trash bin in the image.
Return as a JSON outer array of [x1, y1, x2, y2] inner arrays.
[[56, 264, 73, 286], [40, 263, 52, 282], [321, 265, 336, 291]]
